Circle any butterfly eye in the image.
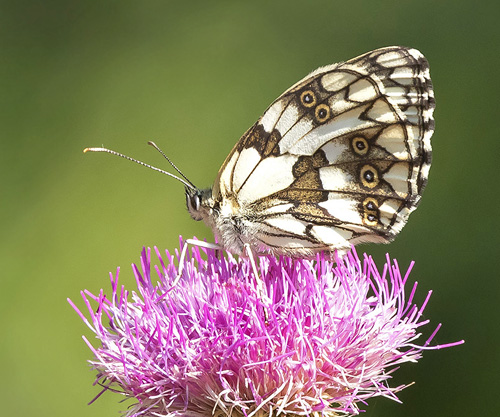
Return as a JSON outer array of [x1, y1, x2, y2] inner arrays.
[[185, 190, 206, 221], [186, 191, 201, 211], [192, 193, 201, 211], [360, 165, 379, 188], [315, 104, 330, 123], [300, 90, 317, 107]]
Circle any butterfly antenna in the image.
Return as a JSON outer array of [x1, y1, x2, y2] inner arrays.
[[147, 141, 196, 189], [83, 146, 197, 191]]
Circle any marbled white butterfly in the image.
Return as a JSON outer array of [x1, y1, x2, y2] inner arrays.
[[86, 46, 434, 258]]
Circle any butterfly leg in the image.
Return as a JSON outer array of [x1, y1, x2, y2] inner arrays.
[[243, 243, 269, 322], [174, 238, 222, 287]]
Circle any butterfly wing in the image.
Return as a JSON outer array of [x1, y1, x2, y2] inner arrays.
[[214, 46, 434, 256]]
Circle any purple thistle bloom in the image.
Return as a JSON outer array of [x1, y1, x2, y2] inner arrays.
[[69, 240, 463, 417]]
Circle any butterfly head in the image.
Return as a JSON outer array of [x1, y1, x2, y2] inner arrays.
[[185, 187, 214, 222]]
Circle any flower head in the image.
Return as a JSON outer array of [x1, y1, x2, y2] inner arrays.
[[69, 240, 463, 416]]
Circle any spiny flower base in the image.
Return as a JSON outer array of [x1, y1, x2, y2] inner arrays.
[[69, 241, 462, 417]]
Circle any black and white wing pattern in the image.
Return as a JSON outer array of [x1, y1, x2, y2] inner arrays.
[[208, 46, 434, 257]]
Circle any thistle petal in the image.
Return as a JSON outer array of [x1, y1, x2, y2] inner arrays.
[[70, 240, 463, 417]]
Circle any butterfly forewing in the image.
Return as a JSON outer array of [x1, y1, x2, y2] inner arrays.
[[212, 46, 434, 256]]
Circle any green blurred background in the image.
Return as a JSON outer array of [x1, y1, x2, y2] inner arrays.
[[1, 0, 498, 416]]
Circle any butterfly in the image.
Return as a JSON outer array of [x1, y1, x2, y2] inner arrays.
[[85, 46, 434, 259]]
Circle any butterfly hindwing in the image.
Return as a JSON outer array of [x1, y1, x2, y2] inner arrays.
[[213, 46, 434, 256]]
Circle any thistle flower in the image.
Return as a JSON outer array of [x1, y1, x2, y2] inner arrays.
[[69, 240, 463, 417]]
